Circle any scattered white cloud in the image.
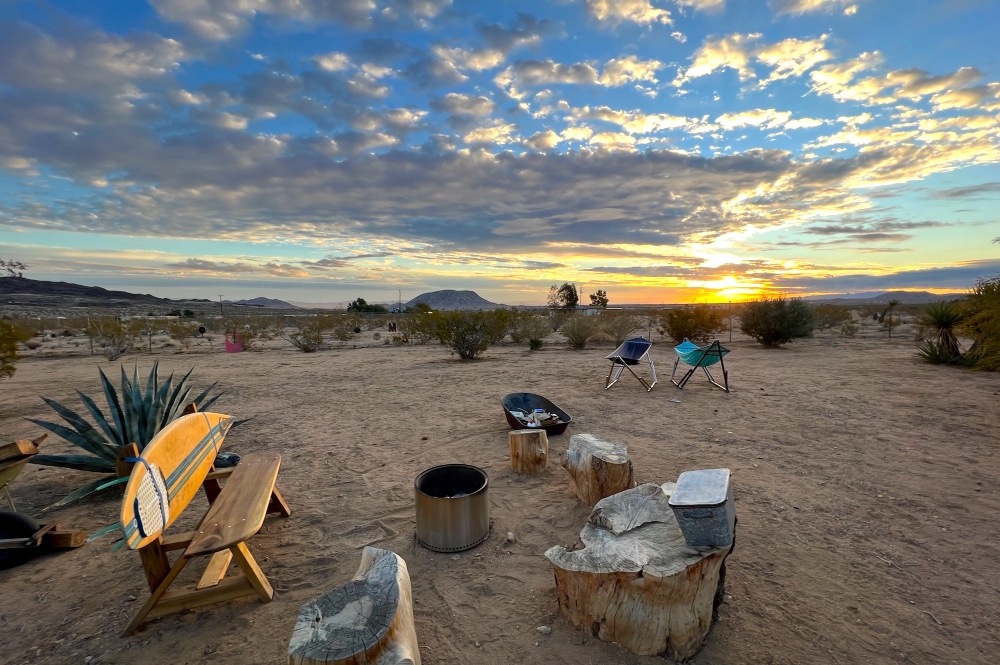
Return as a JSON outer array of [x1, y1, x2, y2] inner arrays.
[[599, 55, 664, 86], [673, 33, 761, 86], [314, 52, 352, 72], [524, 129, 561, 150], [585, 0, 673, 26], [755, 35, 832, 87], [432, 93, 496, 117], [769, 0, 859, 16], [463, 121, 519, 144], [671, 31, 687, 43]]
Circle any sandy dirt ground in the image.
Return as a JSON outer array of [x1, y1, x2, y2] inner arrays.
[[1, 322, 998, 665]]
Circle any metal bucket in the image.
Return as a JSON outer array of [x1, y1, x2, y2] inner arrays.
[[415, 464, 490, 552]]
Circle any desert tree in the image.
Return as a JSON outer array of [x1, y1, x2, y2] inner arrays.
[[548, 283, 579, 311], [589, 289, 609, 308]]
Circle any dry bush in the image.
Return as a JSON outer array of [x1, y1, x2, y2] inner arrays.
[[814, 304, 852, 329], [329, 314, 361, 343], [88, 316, 137, 360], [282, 315, 330, 352], [561, 315, 599, 349], [434, 310, 509, 360], [509, 313, 551, 348], [740, 296, 817, 348], [659, 305, 725, 344], [600, 312, 640, 345], [1, 320, 31, 380], [840, 321, 859, 337]]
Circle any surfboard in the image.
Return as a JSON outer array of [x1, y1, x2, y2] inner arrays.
[[120, 411, 233, 550]]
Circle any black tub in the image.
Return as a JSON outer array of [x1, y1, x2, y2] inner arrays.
[[501, 392, 572, 436]]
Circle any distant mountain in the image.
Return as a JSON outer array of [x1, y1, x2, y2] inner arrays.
[[810, 290, 965, 303], [228, 297, 299, 309], [0, 277, 210, 309], [404, 290, 501, 310], [286, 300, 346, 310]]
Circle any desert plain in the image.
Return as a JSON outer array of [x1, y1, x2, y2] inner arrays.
[[0, 320, 998, 665]]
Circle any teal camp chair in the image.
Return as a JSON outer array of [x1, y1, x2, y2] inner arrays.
[[605, 336, 657, 391], [671, 338, 730, 392]]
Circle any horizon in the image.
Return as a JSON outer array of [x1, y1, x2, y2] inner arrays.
[[1, 1, 999, 304]]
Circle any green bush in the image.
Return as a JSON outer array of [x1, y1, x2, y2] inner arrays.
[[561, 315, 599, 349], [529, 338, 544, 351], [740, 296, 817, 348], [0, 320, 30, 380], [282, 315, 330, 352], [659, 305, 724, 344], [961, 276, 1000, 370], [915, 301, 963, 364], [435, 310, 509, 360]]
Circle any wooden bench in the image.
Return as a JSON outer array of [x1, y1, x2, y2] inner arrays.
[[119, 409, 290, 636]]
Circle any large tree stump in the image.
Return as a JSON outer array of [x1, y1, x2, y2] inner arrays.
[[544, 483, 733, 659], [508, 429, 548, 475], [288, 547, 420, 665], [561, 433, 634, 506]]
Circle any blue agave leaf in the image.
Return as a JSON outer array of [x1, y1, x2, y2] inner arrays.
[[29, 453, 116, 473], [37, 397, 117, 458], [26, 417, 117, 462], [163, 368, 194, 425], [48, 475, 128, 509], [76, 390, 124, 450], [98, 367, 126, 448]]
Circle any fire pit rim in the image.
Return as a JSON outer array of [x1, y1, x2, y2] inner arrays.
[[414, 463, 490, 553]]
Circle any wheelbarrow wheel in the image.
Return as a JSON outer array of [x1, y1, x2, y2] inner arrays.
[[0, 511, 41, 570]]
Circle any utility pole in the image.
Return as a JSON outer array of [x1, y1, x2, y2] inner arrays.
[[218, 295, 225, 317]]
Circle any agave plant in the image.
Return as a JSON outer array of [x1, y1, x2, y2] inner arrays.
[[27, 362, 224, 507]]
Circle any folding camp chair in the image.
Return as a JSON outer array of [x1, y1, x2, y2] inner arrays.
[[671, 338, 730, 392], [605, 336, 657, 391]]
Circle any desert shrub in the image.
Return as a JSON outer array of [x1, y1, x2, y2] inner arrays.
[[1, 321, 31, 380], [529, 338, 544, 351], [391, 333, 409, 346], [433, 310, 509, 360], [961, 276, 1000, 370], [401, 314, 434, 344], [561, 315, 599, 349], [601, 312, 640, 345], [282, 315, 330, 352], [329, 314, 361, 343], [487, 309, 513, 344], [814, 304, 852, 329], [659, 305, 725, 344], [167, 320, 198, 350], [548, 311, 567, 332], [88, 316, 137, 360], [509, 313, 552, 346], [740, 296, 817, 348], [840, 320, 859, 337]]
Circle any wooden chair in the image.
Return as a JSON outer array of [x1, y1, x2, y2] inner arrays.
[[118, 408, 290, 636]]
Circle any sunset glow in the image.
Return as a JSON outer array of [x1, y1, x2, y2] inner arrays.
[[0, 1, 998, 305]]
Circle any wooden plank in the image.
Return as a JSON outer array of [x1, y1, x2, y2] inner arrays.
[[267, 486, 292, 517], [184, 453, 281, 557], [115, 443, 139, 478], [122, 554, 190, 636], [160, 531, 195, 551], [138, 540, 172, 592], [0, 439, 39, 463], [40, 528, 86, 549], [196, 550, 233, 590], [204, 467, 236, 482], [147, 575, 257, 619]]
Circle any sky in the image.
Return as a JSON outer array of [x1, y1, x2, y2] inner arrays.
[[0, 0, 999, 306]]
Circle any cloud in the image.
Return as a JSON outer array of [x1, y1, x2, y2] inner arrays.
[[571, 105, 696, 134], [431, 93, 496, 117], [673, 33, 761, 86], [930, 83, 1000, 111], [674, 0, 725, 10], [165, 257, 310, 277], [585, 0, 673, 26], [754, 35, 832, 87], [524, 129, 561, 150], [716, 109, 792, 131], [928, 182, 1000, 199], [0, 20, 186, 93], [599, 55, 664, 86], [807, 51, 888, 102], [314, 52, 352, 72], [463, 121, 519, 144], [887, 66, 981, 100], [769, 0, 858, 16]]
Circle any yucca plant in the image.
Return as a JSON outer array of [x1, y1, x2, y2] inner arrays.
[[917, 301, 963, 363], [27, 362, 224, 507]]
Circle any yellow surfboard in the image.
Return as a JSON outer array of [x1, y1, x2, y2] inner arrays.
[[120, 411, 233, 550]]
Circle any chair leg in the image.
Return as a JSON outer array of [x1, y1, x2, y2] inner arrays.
[[646, 353, 657, 389], [605, 361, 626, 389], [123, 554, 190, 636], [230, 541, 274, 603]]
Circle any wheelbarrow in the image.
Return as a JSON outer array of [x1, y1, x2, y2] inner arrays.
[[0, 435, 86, 569]]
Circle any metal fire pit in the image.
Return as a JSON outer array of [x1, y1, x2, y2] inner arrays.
[[415, 464, 490, 552]]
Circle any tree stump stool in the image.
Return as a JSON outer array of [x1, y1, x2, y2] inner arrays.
[[287, 547, 420, 665], [544, 483, 734, 659], [561, 433, 634, 506], [508, 429, 548, 475]]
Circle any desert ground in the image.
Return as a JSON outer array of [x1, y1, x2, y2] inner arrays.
[[1, 320, 998, 665]]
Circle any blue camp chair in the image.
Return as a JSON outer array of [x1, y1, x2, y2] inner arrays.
[[671, 338, 730, 392], [605, 336, 657, 392]]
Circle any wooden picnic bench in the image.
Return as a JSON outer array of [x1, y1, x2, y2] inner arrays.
[[119, 408, 290, 636]]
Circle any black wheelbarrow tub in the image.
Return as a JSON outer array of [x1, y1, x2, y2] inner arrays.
[[500, 393, 572, 435]]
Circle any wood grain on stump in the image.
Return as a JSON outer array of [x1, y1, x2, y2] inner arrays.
[[508, 429, 548, 475], [544, 483, 733, 659], [561, 433, 634, 506], [288, 547, 420, 665]]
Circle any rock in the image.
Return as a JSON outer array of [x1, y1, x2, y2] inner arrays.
[[537, 626, 552, 635]]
